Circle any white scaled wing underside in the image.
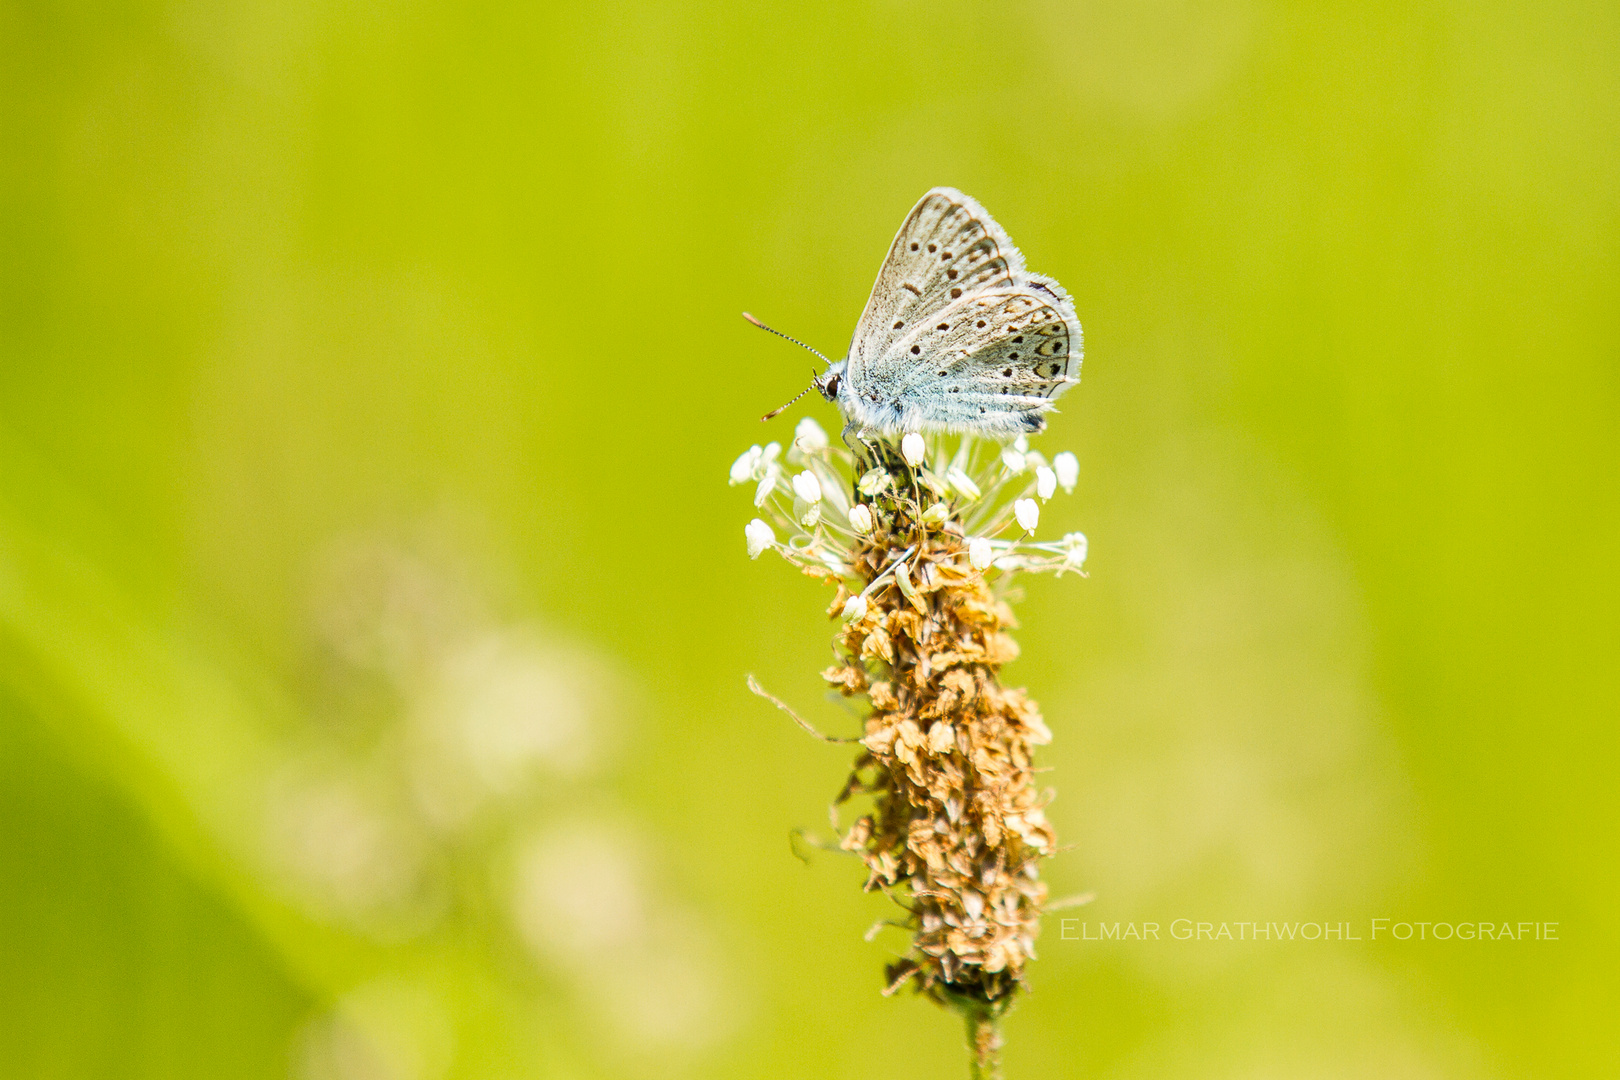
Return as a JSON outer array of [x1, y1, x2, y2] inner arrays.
[[838, 188, 1083, 438]]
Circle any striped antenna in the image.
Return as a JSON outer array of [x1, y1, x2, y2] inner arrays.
[[742, 312, 832, 364], [744, 312, 832, 421], [760, 378, 816, 422]]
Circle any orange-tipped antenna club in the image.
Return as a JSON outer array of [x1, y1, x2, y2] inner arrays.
[[742, 312, 833, 365]]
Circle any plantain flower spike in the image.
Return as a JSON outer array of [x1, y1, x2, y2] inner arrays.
[[733, 421, 1088, 1066]]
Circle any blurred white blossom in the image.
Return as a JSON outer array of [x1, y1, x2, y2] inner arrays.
[[295, 977, 454, 1080], [512, 823, 730, 1051], [293, 532, 731, 1073]]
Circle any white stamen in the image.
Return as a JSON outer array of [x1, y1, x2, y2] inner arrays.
[[1053, 451, 1079, 493], [1062, 531, 1088, 568], [848, 504, 875, 535], [968, 537, 993, 570], [858, 467, 891, 497], [753, 463, 780, 507], [730, 445, 761, 485], [794, 417, 828, 453], [1001, 448, 1026, 474], [946, 467, 981, 500], [745, 519, 775, 559], [901, 433, 926, 467], [841, 593, 868, 621], [791, 470, 823, 504], [1035, 465, 1057, 501], [1014, 498, 1040, 533], [921, 503, 948, 525]]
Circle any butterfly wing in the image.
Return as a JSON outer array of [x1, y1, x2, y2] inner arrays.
[[845, 189, 1024, 385], [890, 274, 1082, 436], [842, 189, 1082, 438]]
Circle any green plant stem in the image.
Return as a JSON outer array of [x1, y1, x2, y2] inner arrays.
[[963, 1007, 1004, 1080]]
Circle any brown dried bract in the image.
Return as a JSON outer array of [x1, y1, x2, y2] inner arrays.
[[827, 480, 1056, 1007]]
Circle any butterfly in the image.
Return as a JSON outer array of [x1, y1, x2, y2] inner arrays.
[[751, 188, 1082, 440]]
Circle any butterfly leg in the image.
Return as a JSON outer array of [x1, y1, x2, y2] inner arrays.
[[841, 422, 876, 451]]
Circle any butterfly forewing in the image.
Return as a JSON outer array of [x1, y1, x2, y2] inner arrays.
[[836, 188, 1083, 437], [847, 189, 1023, 385]]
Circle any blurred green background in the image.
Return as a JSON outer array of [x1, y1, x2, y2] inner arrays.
[[2, 0, 1616, 1076]]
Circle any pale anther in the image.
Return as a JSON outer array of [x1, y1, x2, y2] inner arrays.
[[745, 518, 775, 559], [1053, 451, 1079, 493], [792, 470, 823, 504], [1035, 466, 1057, 501]]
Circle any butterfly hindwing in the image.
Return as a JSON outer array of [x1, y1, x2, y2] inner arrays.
[[878, 283, 1079, 436]]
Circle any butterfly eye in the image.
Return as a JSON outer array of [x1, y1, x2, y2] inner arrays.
[[824, 374, 840, 398]]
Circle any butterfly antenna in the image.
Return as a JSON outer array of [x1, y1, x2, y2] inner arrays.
[[744, 312, 835, 422], [742, 312, 832, 365], [760, 378, 815, 422]]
